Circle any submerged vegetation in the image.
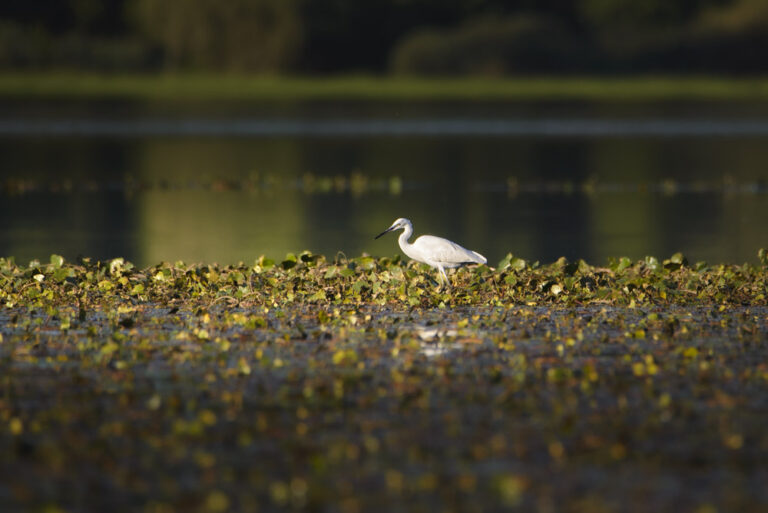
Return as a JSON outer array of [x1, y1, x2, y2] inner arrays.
[[1, 253, 768, 511], [3, 174, 768, 198]]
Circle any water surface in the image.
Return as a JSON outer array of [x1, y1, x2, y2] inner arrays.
[[1, 98, 767, 267]]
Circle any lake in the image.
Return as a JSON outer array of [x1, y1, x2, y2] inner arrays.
[[1, 98, 767, 268]]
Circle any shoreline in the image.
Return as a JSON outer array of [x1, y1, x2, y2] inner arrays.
[[1, 74, 768, 101]]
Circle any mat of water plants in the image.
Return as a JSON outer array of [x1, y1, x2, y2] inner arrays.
[[1, 252, 768, 512]]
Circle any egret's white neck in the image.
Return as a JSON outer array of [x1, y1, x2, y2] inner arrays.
[[397, 223, 420, 261], [398, 222, 413, 245]]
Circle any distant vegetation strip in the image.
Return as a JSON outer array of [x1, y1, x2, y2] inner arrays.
[[1, 74, 768, 101], [2, 176, 768, 197]]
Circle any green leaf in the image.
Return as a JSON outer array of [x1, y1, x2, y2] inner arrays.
[[663, 252, 688, 270], [281, 253, 298, 270], [644, 256, 660, 271], [52, 267, 74, 283], [614, 257, 632, 273], [669, 252, 687, 265], [109, 258, 125, 276], [354, 256, 376, 271], [49, 254, 64, 268], [308, 290, 327, 302], [563, 260, 579, 276], [497, 253, 512, 270], [300, 251, 321, 266], [499, 254, 526, 271], [254, 256, 275, 271], [98, 280, 114, 292], [510, 257, 527, 272]]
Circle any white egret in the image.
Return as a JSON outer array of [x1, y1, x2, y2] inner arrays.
[[375, 218, 487, 287]]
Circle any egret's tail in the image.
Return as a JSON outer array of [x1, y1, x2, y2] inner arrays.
[[471, 251, 487, 265]]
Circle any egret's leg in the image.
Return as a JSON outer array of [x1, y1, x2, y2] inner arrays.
[[439, 266, 450, 289]]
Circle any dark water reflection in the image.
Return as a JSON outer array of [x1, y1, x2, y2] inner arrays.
[[1, 99, 767, 267], [5, 118, 768, 136]]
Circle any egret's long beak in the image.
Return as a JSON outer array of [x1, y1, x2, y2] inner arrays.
[[374, 226, 396, 240]]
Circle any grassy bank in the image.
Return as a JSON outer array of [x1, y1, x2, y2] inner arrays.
[[1, 74, 768, 101]]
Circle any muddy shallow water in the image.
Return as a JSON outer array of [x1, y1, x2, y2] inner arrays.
[[1, 302, 766, 512]]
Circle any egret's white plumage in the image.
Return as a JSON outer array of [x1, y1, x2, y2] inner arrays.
[[375, 218, 486, 287]]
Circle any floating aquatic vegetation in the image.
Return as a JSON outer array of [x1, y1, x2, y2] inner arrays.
[[1, 250, 766, 310], [0, 252, 767, 511], [0, 173, 406, 197], [2, 175, 768, 198]]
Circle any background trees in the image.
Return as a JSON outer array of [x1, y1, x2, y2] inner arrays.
[[0, 0, 765, 74]]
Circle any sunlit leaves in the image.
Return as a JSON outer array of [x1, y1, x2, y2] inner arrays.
[[498, 253, 527, 271], [49, 254, 65, 268], [0, 251, 767, 512], [281, 253, 298, 270], [663, 252, 688, 271]]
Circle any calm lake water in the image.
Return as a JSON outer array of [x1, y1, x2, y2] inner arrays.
[[1, 98, 767, 267]]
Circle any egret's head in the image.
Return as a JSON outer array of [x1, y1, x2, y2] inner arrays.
[[375, 218, 411, 239]]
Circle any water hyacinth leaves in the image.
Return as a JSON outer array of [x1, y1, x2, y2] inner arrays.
[[663, 252, 688, 271], [1, 252, 768, 511], [498, 253, 528, 272], [0, 251, 768, 309], [50, 254, 65, 268]]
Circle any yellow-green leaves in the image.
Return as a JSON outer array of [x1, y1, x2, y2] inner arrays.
[[1, 252, 767, 512], [50, 254, 65, 268]]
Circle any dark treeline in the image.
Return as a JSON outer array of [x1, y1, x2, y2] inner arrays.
[[0, 0, 766, 74]]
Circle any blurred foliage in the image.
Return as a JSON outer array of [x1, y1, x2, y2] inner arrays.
[[132, 0, 303, 72], [0, 0, 766, 74], [391, 15, 589, 75], [695, 0, 768, 33]]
